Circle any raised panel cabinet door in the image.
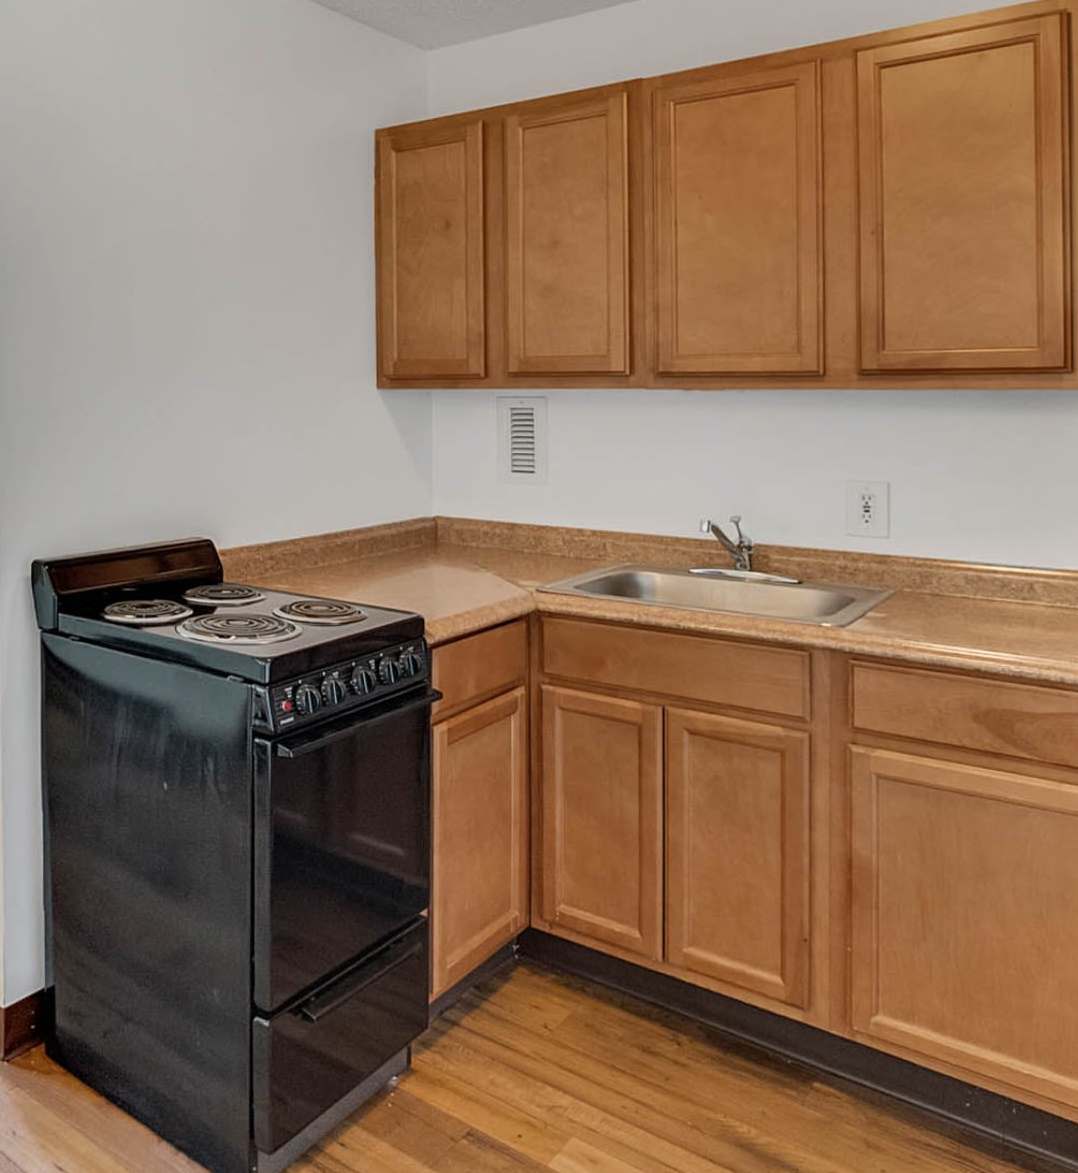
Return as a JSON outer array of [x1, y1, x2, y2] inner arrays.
[[666, 708, 810, 1006], [850, 747, 1078, 1108], [505, 91, 629, 374], [856, 16, 1069, 372], [540, 685, 663, 959], [654, 61, 822, 374], [431, 688, 528, 1000], [377, 119, 485, 378]]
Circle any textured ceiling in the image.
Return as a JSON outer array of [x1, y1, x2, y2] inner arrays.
[[309, 0, 636, 49]]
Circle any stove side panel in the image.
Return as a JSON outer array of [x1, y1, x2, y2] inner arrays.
[[41, 634, 254, 1173]]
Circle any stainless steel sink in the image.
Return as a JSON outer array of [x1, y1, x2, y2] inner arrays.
[[538, 565, 892, 627]]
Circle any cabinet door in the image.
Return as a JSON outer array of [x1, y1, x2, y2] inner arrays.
[[654, 61, 822, 374], [856, 16, 1068, 372], [505, 91, 629, 374], [850, 747, 1078, 1108], [540, 686, 662, 959], [431, 688, 528, 999], [377, 119, 485, 378], [667, 708, 809, 1006]]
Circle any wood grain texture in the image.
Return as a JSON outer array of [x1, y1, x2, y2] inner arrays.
[[654, 60, 822, 373], [666, 708, 811, 1006], [432, 688, 529, 1000], [850, 745, 1078, 1110], [506, 91, 629, 374], [856, 14, 1069, 371], [540, 685, 663, 960], [0, 964, 1063, 1173], [379, 0, 1078, 392], [542, 617, 810, 719], [851, 660, 1078, 769], [432, 619, 528, 722], [377, 119, 485, 378]]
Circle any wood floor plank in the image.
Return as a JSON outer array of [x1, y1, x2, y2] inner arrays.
[[0, 963, 1065, 1173]]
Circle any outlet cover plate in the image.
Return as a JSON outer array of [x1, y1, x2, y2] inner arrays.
[[846, 480, 890, 538]]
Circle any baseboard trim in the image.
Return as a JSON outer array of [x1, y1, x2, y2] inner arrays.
[[2, 988, 52, 1060], [429, 942, 518, 1021], [518, 929, 1078, 1173]]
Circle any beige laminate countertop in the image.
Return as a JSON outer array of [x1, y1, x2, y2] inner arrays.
[[243, 542, 1078, 688]]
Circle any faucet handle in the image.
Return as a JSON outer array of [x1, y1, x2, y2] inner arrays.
[[729, 515, 751, 547]]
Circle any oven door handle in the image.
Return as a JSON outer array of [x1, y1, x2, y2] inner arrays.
[[295, 929, 425, 1024], [274, 689, 441, 759]]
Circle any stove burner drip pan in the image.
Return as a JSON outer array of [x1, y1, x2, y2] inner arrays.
[[103, 600, 194, 626], [177, 614, 300, 645], [182, 583, 266, 607], [274, 599, 365, 625]]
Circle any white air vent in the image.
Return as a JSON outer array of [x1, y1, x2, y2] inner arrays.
[[498, 396, 547, 483]]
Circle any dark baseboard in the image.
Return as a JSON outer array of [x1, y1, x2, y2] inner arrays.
[[2, 988, 52, 1060], [428, 942, 518, 1022], [518, 929, 1078, 1173]]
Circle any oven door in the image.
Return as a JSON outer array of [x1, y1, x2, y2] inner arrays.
[[253, 687, 437, 1012]]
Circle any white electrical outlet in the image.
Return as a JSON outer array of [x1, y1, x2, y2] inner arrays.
[[846, 481, 890, 538]]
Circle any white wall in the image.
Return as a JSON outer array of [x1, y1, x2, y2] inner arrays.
[[0, 0, 430, 1004], [427, 0, 1078, 570]]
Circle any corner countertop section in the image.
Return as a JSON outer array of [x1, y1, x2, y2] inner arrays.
[[221, 520, 1078, 688]]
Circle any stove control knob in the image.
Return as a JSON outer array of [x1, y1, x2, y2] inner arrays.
[[294, 683, 322, 716], [377, 657, 400, 686], [351, 666, 377, 695], [399, 652, 424, 678], [322, 675, 347, 706]]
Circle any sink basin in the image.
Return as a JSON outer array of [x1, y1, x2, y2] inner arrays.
[[539, 565, 892, 627]]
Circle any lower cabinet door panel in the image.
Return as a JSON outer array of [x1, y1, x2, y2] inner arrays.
[[540, 685, 663, 959], [850, 747, 1078, 1108], [666, 708, 810, 1006], [432, 688, 528, 999]]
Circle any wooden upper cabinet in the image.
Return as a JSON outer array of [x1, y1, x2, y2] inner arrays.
[[850, 747, 1078, 1108], [377, 119, 485, 378], [666, 709, 810, 1007], [653, 61, 822, 375], [856, 15, 1069, 372], [540, 685, 663, 960], [505, 91, 630, 374]]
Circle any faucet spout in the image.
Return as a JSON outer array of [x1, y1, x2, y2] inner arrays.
[[701, 515, 754, 572]]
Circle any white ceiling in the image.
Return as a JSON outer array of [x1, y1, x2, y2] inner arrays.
[[309, 0, 637, 49]]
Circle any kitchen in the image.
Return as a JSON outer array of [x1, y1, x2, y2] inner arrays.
[[3, 0, 1078, 1170]]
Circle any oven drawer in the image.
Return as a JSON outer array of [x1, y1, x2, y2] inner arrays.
[[252, 919, 428, 1155]]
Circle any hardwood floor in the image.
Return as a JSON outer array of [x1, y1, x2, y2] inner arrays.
[[0, 963, 1068, 1172]]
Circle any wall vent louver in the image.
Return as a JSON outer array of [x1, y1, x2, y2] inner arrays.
[[498, 396, 547, 483]]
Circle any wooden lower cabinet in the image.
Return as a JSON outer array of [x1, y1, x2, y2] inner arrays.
[[539, 685, 663, 960], [431, 687, 528, 1000], [850, 746, 1078, 1109], [666, 708, 810, 1006]]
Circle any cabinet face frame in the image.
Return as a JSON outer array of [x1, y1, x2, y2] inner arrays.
[[850, 745, 1078, 1108], [540, 684, 663, 960], [377, 119, 486, 379], [432, 687, 529, 999], [505, 91, 630, 374], [653, 60, 823, 375], [856, 14, 1070, 372], [666, 708, 811, 1006]]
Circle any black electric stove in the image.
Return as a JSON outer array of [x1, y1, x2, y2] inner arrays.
[[32, 538, 439, 1173]]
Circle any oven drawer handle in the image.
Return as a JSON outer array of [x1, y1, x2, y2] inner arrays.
[[275, 689, 441, 758], [295, 935, 424, 1024]]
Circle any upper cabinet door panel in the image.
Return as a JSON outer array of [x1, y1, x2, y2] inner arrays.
[[857, 16, 1069, 372], [505, 92, 630, 375], [377, 120, 485, 379], [655, 62, 822, 375]]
